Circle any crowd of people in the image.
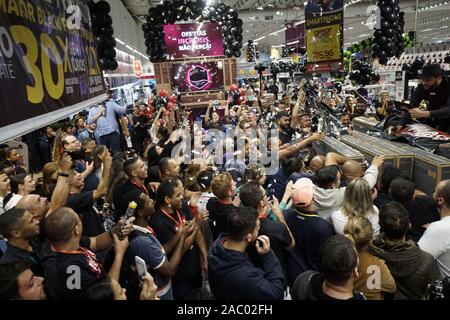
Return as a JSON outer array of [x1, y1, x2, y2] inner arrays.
[[0, 74, 449, 301]]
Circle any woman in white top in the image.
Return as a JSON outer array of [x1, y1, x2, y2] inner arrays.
[[331, 178, 380, 236]]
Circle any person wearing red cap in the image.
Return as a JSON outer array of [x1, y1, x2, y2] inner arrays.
[[284, 178, 335, 289]]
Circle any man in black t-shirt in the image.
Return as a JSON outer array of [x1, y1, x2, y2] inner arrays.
[[150, 179, 207, 300], [284, 178, 335, 288], [275, 111, 294, 145], [409, 64, 450, 132], [292, 235, 365, 300], [66, 150, 111, 237], [41, 207, 132, 300], [113, 157, 149, 221], [0, 208, 42, 275], [239, 181, 294, 284], [389, 178, 440, 242]]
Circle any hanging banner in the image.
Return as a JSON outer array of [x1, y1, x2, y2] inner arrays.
[[0, 0, 105, 141], [164, 22, 224, 59], [305, 0, 344, 73]]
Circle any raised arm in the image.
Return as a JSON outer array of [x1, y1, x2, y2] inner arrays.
[[204, 102, 212, 127], [325, 152, 348, 166], [87, 105, 105, 125], [290, 91, 306, 129], [46, 153, 72, 217], [93, 150, 112, 200]]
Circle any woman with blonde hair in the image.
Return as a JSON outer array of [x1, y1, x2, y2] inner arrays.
[[331, 178, 380, 235], [344, 216, 396, 300]]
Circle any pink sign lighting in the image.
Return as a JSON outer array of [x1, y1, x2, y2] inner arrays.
[[164, 22, 224, 59]]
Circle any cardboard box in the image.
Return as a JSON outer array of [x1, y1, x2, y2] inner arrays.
[[313, 136, 364, 163]]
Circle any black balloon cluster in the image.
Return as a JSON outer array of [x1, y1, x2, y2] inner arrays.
[[445, 54, 450, 64], [402, 58, 425, 79], [281, 46, 290, 58], [349, 60, 381, 86], [247, 40, 255, 62], [89, 1, 118, 70], [270, 61, 305, 77], [141, 0, 243, 62], [371, 0, 405, 65]]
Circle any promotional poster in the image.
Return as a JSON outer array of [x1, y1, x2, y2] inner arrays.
[[305, 0, 344, 72], [0, 0, 105, 129], [164, 22, 224, 59]]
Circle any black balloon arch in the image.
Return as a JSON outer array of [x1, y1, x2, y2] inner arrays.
[[371, 0, 405, 65], [142, 0, 244, 62], [89, 0, 118, 71]]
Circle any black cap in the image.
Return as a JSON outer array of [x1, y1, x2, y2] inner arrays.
[[420, 63, 443, 79]]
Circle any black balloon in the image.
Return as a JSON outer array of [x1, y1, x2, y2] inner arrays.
[[352, 60, 362, 70], [383, 27, 395, 37], [360, 73, 371, 86], [92, 13, 106, 27], [379, 56, 389, 65], [110, 60, 118, 70], [381, 20, 391, 30], [95, 1, 111, 14], [100, 58, 111, 69], [107, 37, 116, 48], [381, 5, 392, 15], [372, 43, 381, 53], [105, 15, 112, 26], [349, 70, 361, 81], [371, 73, 381, 83], [387, 12, 397, 23], [236, 19, 243, 27], [386, 0, 399, 6], [378, 50, 388, 60], [374, 30, 383, 38], [103, 26, 114, 36], [96, 35, 109, 49], [91, 26, 102, 36], [104, 48, 116, 59], [385, 42, 395, 51], [377, 36, 388, 46]]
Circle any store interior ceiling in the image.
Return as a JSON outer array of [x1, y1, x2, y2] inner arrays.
[[121, 0, 450, 50]]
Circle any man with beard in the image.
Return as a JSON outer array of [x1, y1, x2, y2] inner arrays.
[[409, 64, 450, 132], [0, 260, 47, 300], [276, 111, 295, 145], [207, 206, 284, 300]]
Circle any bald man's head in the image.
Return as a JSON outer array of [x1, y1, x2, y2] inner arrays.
[[309, 156, 325, 172], [342, 160, 363, 183], [45, 207, 81, 246], [16, 195, 49, 220]]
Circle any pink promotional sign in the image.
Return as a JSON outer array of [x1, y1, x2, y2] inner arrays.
[[164, 22, 224, 59]]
